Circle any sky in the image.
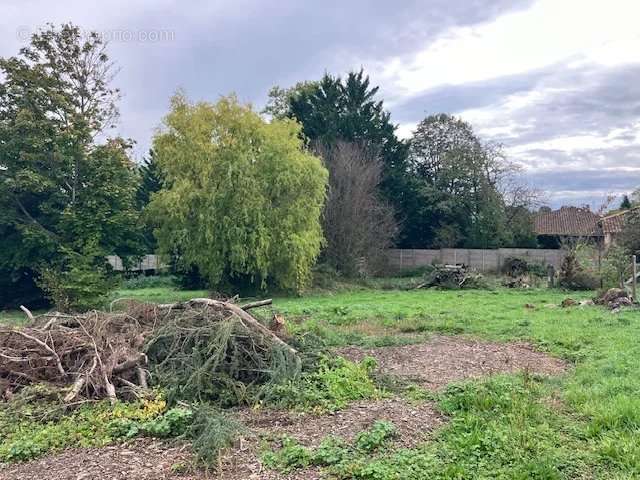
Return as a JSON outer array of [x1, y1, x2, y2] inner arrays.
[[1, 0, 639, 209]]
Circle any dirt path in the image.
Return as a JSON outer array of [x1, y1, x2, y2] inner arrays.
[[0, 335, 567, 480], [337, 335, 567, 390]]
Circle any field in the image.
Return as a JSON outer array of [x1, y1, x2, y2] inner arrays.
[[2, 283, 640, 479]]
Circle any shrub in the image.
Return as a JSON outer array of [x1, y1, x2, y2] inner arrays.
[[121, 275, 177, 290], [38, 252, 116, 311], [355, 421, 396, 452], [502, 257, 549, 278], [262, 356, 379, 413], [311, 263, 342, 289], [558, 244, 600, 290], [601, 245, 631, 289]]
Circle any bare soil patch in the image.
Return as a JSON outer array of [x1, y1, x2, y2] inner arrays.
[[0, 438, 194, 480], [218, 397, 443, 480], [336, 335, 568, 390]]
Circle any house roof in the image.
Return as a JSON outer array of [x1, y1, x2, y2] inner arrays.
[[600, 207, 640, 234], [534, 206, 603, 237]]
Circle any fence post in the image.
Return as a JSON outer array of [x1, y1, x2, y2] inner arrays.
[[633, 255, 637, 303]]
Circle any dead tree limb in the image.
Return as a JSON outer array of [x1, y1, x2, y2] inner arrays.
[[10, 330, 66, 377], [19, 305, 35, 322], [240, 299, 273, 310]]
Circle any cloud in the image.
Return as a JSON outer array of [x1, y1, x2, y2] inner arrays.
[[0, 0, 638, 207]]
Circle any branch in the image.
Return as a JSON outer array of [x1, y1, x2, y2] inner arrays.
[[113, 353, 147, 374], [19, 305, 35, 322], [239, 299, 273, 310], [188, 298, 298, 357], [10, 330, 66, 377]]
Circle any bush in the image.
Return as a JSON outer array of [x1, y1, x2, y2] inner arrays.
[[312, 263, 342, 289], [502, 257, 548, 278], [559, 249, 599, 291], [38, 253, 116, 311], [121, 275, 177, 290], [601, 245, 631, 289]]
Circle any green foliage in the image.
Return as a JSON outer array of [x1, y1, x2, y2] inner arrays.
[[263, 356, 379, 412], [601, 245, 631, 289], [0, 24, 144, 309], [268, 70, 410, 245], [149, 93, 328, 292], [0, 393, 172, 462], [146, 315, 301, 407], [185, 404, 244, 466], [121, 274, 177, 290], [264, 421, 395, 473], [620, 195, 632, 210], [0, 388, 241, 468], [620, 209, 640, 255], [354, 421, 396, 452], [559, 244, 600, 291], [136, 149, 163, 249], [38, 246, 116, 311], [502, 257, 548, 278], [406, 114, 534, 249], [265, 377, 589, 479]]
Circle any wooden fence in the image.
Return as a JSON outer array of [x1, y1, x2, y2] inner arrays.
[[387, 248, 566, 273]]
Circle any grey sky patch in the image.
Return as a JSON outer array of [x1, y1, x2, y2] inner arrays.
[[0, 0, 637, 208]]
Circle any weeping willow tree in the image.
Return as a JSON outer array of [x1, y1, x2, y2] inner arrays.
[[149, 93, 328, 291]]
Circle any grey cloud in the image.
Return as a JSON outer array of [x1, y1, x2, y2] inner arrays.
[[0, 0, 534, 158], [391, 66, 555, 123], [1, 0, 637, 208]]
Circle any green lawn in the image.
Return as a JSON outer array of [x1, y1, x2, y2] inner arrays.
[[2, 285, 640, 478], [270, 288, 640, 478]]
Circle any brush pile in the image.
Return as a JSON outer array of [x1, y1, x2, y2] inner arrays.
[[0, 298, 299, 404], [415, 264, 486, 290]]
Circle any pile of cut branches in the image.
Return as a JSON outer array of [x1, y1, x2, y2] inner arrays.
[[0, 298, 298, 405], [415, 265, 486, 290]]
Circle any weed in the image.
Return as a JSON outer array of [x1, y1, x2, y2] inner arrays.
[[262, 356, 380, 413]]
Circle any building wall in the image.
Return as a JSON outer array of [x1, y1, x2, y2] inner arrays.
[[387, 248, 566, 273]]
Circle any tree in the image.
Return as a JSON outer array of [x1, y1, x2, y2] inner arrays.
[[0, 24, 143, 309], [406, 114, 536, 248], [620, 209, 640, 255], [136, 149, 163, 250], [315, 141, 397, 276], [620, 194, 632, 210], [136, 149, 162, 208], [149, 93, 328, 292], [265, 70, 410, 217]]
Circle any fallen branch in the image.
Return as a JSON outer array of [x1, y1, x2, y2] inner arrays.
[[239, 299, 273, 310], [10, 329, 66, 377], [19, 305, 35, 322], [189, 298, 297, 356], [114, 353, 147, 374]]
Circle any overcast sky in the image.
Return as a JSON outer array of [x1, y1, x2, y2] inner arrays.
[[2, 0, 639, 209]]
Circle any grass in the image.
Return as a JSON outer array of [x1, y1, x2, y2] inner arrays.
[[2, 283, 640, 478], [275, 289, 640, 479]]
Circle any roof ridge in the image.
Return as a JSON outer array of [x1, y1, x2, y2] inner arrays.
[[601, 206, 640, 220]]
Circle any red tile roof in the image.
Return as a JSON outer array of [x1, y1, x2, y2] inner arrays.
[[600, 207, 640, 234], [534, 206, 602, 237]]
